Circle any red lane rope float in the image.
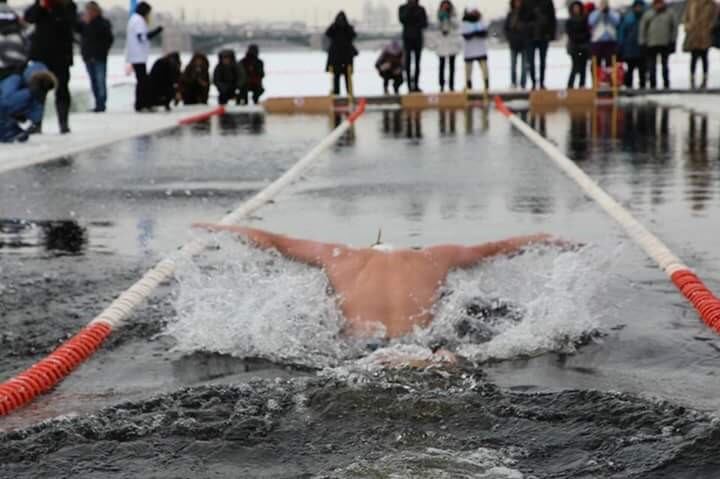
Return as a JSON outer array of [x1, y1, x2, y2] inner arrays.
[[178, 106, 226, 125], [0, 100, 368, 417], [494, 95, 720, 334], [0, 323, 111, 416]]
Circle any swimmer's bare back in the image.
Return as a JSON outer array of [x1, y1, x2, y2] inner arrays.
[[193, 223, 557, 340]]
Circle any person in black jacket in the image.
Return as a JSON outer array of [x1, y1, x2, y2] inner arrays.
[[520, 0, 556, 89], [325, 11, 357, 96], [24, 0, 78, 134], [148, 51, 181, 111], [238, 44, 265, 104], [179, 53, 209, 105], [566, 1, 591, 88], [79, 2, 113, 112], [504, 0, 527, 89], [399, 0, 428, 92], [213, 50, 237, 105]]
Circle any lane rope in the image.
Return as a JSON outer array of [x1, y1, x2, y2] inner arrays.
[[494, 96, 720, 333], [0, 100, 367, 416]]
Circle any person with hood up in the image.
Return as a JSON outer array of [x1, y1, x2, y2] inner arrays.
[[640, 0, 678, 89], [0, 62, 56, 142], [78, 2, 114, 113], [505, 0, 528, 89], [588, 0, 621, 81], [521, 0, 556, 89], [399, 0, 428, 92], [24, 0, 77, 134], [618, 0, 647, 89], [148, 51, 180, 111], [180, 53, 209, 105], [461, 6, 489, 92], [434, 0, 463, 92], [0, 0, 28, 82], [325, 11, 357, 96], [126, 1, 163, 112], [566, 1, 591, 88], [213, 49, 237, 105], [683, 0, 719, 89], [375, 39, 404, 94], [237, 44, 265, 105]]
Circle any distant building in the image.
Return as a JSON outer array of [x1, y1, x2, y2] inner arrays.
[[361, 0, 391, 32]]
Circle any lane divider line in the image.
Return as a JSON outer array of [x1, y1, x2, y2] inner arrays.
[[494, 96, 720, 333], [0, 106, 226, 176], [0, 100, 367, 416]]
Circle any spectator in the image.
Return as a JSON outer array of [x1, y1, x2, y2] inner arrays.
[[566, 1, 591, 88], [521, 0, 556, 89], [505, 0, 527, 89], [375, 39, 404, 94], [434, 0, 462, 92], [179, 53, 209, 105], [78, 2, 113, 113], [0, 0, 28, 82], [683, 0, 718, 89], [148, 51, 180, 111], [461, 6, 489, 92], [325, 11, 357, 96], [618, 1, 647, 89], [588, 0, 621, 82], [212, 49, 237, 105], [640, 0, 678, 89], [126, 1, 163, 112], [24, 0, 77, 134], [0, 62, 56, 142], [238, 44, 265, 105], [399, 0, 428, 92]]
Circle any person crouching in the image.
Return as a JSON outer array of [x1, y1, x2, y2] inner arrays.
[[375, 40, 404, 94], [237, 44, 265, 105], [461, 6, 489, 92], [148, 51, 181, 111], [180, 53, 210, 105], [0, 62, 56, 142], [213, 49, 237, 105]]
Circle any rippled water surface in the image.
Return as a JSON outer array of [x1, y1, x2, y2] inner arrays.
[[2, 102, 720, 477]]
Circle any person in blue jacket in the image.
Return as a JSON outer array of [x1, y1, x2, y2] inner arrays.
[[0, 62, 56, 142], [618, 0, 647, 88]]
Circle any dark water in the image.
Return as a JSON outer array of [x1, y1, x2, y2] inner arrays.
[[2, 104, 720, 477]]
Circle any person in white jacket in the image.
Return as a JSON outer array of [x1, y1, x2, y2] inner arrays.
[[461, 6, 489, 92], [126, 1, 162, 111], [434, 0, 463, 92]]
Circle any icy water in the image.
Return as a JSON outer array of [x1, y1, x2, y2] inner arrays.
[[2, 103, 720, 477]]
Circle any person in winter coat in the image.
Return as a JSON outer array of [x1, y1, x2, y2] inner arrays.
[[0, 62, 56, 142], [399, 0, 428, 92], [640, 0, 678, 89], [683, 0, 719, 89], [213, 50, 237, 105], [461, 6, 489, 92], [434, 0, 462, 92], [0, 0, 28, 82], [325, 11, 357, 96], [237, 44, 265, 105], [505, 0, 527, 89], [566, 1, 591, 88], [618, 1, 647, 88], [148, 51, 180, 111], [126, 2, 163, 112], [521, 0, 556, 89], [180, 53, 209, 105], [375, 39, 404, 94], [588, 0, 621, 74], [24, 0, 77, 134], [78, 2, 113, 113]]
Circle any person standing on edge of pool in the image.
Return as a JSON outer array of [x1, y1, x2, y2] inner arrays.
[[126, 1, 163, 112], [399, 0, 428, 93], [24, 0, 77, 134], [78, 1, 114, 113], [325, 12, 357, 97], [520, 0, 556, 90]]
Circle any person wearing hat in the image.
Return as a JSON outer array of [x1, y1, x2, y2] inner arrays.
[[618, 0, 647, 88], [682, 0, 719, 89], [434, 0, 463, 92], [639, 0, 678, 89], [375, 39, 404, 95]]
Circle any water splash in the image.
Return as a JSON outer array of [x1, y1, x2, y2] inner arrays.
[[168, 234, 617, 368]]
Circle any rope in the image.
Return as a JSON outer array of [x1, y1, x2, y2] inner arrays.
[[0, 99, 367, 416], [494, 96, 720, 333]]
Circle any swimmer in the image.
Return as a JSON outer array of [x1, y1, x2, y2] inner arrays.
[[194, 224, 564, 345]]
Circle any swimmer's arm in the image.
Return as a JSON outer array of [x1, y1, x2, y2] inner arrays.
[[430, 234, 556, 269], [192, 223, 345, 266]]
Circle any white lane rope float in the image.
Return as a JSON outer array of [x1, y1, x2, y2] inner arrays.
[[494, 96, 720, 334], [0, 100, 367, 416]]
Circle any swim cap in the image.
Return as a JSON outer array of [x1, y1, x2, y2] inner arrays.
[[372, 243, 395, 253]]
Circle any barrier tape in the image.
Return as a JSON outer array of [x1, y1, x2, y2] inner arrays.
[[494, 96, 720, 333], [0, 99, 367, 416]]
